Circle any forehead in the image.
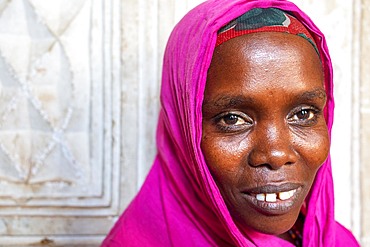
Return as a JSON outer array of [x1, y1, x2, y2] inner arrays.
[[211, 31, 320, 70], [206, 32, 323, 95]]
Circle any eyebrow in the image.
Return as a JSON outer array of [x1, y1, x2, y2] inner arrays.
[[202, 95, 254, 110], [202, 88, 327, 110], [299, 88, 327, 102]]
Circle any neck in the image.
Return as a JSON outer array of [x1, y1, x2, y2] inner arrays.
[[278, 213, 304, 246]]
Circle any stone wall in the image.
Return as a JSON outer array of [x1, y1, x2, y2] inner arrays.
[[361, 1, 370, 245]]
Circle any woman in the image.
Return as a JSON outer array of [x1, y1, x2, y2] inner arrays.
[[103, 0, 359, 246]]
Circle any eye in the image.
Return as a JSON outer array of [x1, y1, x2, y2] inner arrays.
[[292, 109, 315, 121], [214, 112, 253, 132], [288, 106, 320, 126], [221, 114, 245, 125]]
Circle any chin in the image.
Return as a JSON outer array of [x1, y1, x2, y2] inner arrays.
[[255, 223, 294, 236], [235, 208, 300, 236]]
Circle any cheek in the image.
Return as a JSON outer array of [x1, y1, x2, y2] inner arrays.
[[297, 126, 330, 171], [201, 135, 248, 185]]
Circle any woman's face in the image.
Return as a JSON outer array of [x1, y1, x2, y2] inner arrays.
[[201, 32, 329, 235]]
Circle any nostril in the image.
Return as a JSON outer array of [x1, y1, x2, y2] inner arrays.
[[248, 148, 298, 170]]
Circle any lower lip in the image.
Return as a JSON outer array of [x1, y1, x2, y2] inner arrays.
[[241, 187, 303, 216]]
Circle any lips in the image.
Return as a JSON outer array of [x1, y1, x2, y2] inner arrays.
[[242, 183, 303, 215]]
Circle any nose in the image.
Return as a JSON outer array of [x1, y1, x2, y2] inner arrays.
[[248, 123, 298, 170]]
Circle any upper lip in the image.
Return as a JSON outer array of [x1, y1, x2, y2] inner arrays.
[[242, 182, 302, 195]]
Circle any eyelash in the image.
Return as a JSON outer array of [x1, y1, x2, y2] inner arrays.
[[212, 106, 321, 132], [287, 106, 321, 126], [213, 112, 253, 132]]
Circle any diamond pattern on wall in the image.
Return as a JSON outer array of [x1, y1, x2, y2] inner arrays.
[[0, 0, 116, 212]]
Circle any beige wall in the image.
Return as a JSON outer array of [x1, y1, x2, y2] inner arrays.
[[0, 0, 368, 246], [361, 1, 370, 245]]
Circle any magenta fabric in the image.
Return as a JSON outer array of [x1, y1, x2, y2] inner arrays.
[[102, 0, 360, 246]]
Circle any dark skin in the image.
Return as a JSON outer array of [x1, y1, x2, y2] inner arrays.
[[201, 32, 330, 243]]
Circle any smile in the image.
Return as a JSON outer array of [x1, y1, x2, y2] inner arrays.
[[255, 189, 297, 202], [242, 184, 303, 215]]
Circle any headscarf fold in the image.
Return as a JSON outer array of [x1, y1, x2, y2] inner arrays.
[[102, 0, 359, 246]]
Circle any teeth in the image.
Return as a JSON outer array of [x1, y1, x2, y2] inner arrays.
[[265, 193, 277, 202], [278, 189, 296, 201], [278, 191, 291, 200], [254, 189, 297, 202], [256, 193, 265, 201]]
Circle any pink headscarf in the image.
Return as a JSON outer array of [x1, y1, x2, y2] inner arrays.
[[102, 0, 359, 246]]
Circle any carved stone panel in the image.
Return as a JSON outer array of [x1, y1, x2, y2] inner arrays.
[[0, 0, 120, 245]]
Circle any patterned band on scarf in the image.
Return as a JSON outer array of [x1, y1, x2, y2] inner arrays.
[[216, 8, 318, 53]]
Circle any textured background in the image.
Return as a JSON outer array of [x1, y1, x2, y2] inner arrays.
[[0, 0, 368, 246]]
